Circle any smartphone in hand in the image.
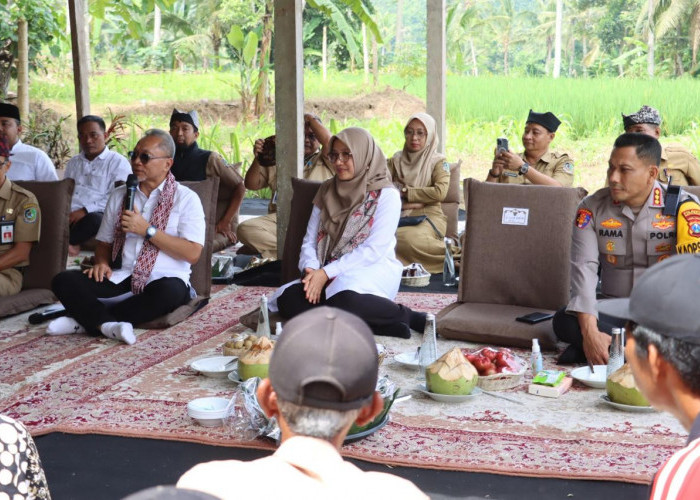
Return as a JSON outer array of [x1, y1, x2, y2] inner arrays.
[[496, 137, 509, 153]]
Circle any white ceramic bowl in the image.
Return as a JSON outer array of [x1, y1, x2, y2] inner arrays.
[[570, 365, 607, 389], [190, 356, 237, 378], [187, 397, 230, 427]]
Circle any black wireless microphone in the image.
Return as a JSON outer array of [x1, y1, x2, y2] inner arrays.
[[124, 174, 138, 211]]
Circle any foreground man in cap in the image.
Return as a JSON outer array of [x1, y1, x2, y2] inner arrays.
[[64, 115, 131, 256], [48, 129, 205, 344], [0, 103, 57, 182], [486, 109, 574, 186], [553, 133, 700, 364], [169, 109, 245, 248], [623, 105, 700, 186], [237, 113, 334, 259], [597, 254, 700, 500], [0, 137, 41, 296], [177, 307, 428, 499]]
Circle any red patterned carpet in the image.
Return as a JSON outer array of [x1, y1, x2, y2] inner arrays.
[[0, 286, 687, 485]]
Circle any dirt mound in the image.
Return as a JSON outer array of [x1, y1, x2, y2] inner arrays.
[[102, 87, 424, 125]]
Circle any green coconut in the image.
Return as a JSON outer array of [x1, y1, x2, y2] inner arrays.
[[607, 363, 650, 407], [426, 347, 478, 395], [238, 336, 274, 381]]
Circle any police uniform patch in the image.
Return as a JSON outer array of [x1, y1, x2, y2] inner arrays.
[[681, 208, 700, 237], [652, 213, 675, 230], [601, 218, 622, 229], [605, 241, 615, 252], [443, 161, 450, 173], [575, 209, 593, 229], [652, 187, 663, 207], [658, 254, 670, 263], [563, 162, 574, 174], [656, 243, 672, 253], [23, 204, 37, 224], [606, 255, 617, 265]]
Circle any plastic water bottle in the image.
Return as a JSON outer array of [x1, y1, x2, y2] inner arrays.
[[256, 296, 271, 338], [419, 313, 438, 378], [531, 338, 543, 375], [443, 237, 457, 286], [607, 328, 624, 378]]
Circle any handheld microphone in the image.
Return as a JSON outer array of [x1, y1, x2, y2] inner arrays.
[[124, 174, 138, 211]]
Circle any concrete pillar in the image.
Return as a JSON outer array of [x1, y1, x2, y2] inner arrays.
[[68, 0, 91, 118], [426, 0, 446, 153], [274, 0, 304, 256]]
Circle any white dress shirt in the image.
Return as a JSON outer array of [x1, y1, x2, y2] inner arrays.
[[96, 179, 205, 290], [7, 139, 58, 182], [64, 147, 131, 213]]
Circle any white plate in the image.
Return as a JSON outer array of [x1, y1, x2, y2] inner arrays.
[[190, 356, 237, 378], [417, 385, 482, 403], [570, 365, 607, 389], [599, 394, 656, 413], [395, 351, 420, 368]]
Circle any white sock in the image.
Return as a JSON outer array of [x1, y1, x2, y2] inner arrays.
[[100, 321, 136, 345], [47, 317, 86, 336]]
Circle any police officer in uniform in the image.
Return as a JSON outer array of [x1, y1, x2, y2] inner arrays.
[[486, 109, 574, 187], [169, 109, 245, 248], [0, 137, 41, 296], [553, 133, 700, 364], [623, 105, 700, 186]]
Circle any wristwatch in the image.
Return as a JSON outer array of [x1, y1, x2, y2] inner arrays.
[[145, 225, 157, 240], [518, 162, 530, 176]]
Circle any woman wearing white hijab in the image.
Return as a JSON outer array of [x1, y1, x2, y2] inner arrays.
[[270, 127, 427, 338], [388, 113, 450, 273]]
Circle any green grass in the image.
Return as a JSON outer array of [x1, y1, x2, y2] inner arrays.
[[26, 70, 700, 194]]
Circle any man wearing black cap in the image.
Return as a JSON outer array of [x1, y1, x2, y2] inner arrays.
[[0, 103, 57, 182], [486, 109, 574, 187], [169, 109, 245, 249], [623, 105, 700, 186], [177, 307, 428, 499], [553, 133, 700, 365], [0, 136, 41, 296], [597, 254, 700, 499]]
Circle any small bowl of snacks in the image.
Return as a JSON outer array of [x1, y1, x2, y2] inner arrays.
[[187, 397, 231, 427], [223, 333, 261, 357]]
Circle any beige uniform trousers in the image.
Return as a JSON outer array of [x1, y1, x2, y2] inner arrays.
[[395, 205, 447, 274], [237, 213, 278, 260], [0, 268, 23, 296]]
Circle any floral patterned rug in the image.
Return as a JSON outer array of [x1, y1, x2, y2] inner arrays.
[[0, 286, 686, 484]]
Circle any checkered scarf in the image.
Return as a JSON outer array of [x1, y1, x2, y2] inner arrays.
[[112, 172, 178, 294]]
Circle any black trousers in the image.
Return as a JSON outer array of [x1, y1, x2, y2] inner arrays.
[[69, 212, 103, 245], [52, 270, 190, 336], [552, 307, 627, 351], [276, 283, 413, 336]]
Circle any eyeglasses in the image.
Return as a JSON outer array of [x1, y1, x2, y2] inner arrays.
[[404, 129, 427, 138], [129, 151, 170, 164], [329, 151, 353, 163]]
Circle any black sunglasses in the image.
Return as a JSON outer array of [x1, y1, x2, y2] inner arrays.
[[129, 151, 170, 164]]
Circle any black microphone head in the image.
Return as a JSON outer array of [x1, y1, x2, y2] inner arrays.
[[126, 174, 138, 188]]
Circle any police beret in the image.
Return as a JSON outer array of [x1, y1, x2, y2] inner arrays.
[[622, 105, 661, 129], [526, 109, 561, 132], [0, 103, 20, 121]]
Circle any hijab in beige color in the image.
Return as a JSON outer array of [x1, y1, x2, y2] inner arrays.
[[313, 127, 394, 256], [392, 112, 446, 188]]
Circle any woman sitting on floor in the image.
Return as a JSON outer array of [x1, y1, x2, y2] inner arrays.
[[268, 127, 426, 338], [388, 112, 450, 274]]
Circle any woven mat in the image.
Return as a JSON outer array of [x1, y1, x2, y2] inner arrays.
[[0, 286, 686, 484]]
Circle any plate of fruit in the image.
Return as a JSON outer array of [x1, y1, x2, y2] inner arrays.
[[461, 347, 526, 391]]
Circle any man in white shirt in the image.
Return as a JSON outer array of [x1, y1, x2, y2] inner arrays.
[[64, 115, 131, 255], [0, 103, 58, 182], [47, 129, 205, 345], [177, 307, 428, 500]]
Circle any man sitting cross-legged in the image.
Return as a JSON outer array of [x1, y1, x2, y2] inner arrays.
[[48, 129, 205, 344], [177, 307, 428, 499]]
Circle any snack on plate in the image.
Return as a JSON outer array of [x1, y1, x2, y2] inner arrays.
[[223, 333, 261, 356], [461, 347, 524, 376]]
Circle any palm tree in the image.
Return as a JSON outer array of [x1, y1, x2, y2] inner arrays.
[[481, 0, 536, 75]]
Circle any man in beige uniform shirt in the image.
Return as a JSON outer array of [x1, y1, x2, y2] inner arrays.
[[623, 105, 700, 186], [177, 307, 428, 500], [237, 114, 334, 259], [0, 137, 40, 296], [486, 109, 574, 187], [553, 133, 700, 364]]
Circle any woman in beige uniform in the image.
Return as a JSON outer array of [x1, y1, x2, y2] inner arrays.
[[387, 113, 450, 274]]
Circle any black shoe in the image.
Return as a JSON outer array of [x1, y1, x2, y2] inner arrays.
[[372, 322, 411, 339], [409, 311, 427, 332], [557, 344, 587, 365]]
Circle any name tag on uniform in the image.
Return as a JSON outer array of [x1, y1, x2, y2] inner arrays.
[[0, 221, 14, 244]]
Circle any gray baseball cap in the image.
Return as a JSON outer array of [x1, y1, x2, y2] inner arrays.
[[597, 254, 700, 344], [269, 306, 378, 411]]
